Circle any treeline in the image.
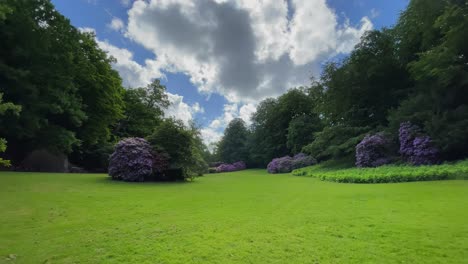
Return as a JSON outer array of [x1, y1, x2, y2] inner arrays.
[[0, 0, 210, 174], [215, 0, 468, 167]]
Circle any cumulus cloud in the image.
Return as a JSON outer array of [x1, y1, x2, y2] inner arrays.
[[165, 93, 205, 125], [200, 102, 256, 147], [108, 17, 125, 32], [125, 0, 373, 103]]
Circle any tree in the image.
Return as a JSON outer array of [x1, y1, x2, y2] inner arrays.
[[390, 0, 468, 160], [250, 88, 319, 166], [0, 0, 125, 165], [0, 93, 21, 166], [114, 80, 169, 138], [287, 114, 322, 154], [217, 118, 250, 163], [147, 119, 208, 177]]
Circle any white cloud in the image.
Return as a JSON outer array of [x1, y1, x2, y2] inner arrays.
[[165, 93, 204, 125], [95, 39, 164, 88], [108, 17, 125, 32], [121, 0, 131, 7], [125, 0, 373, 103], [199, 102, 256, 146]]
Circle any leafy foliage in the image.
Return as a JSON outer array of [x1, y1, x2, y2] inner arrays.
[[0, 0, 124, 158], [147, 119, 208, 178], [293, 160, 468, 183], [109, 138, 154, 182], [217, 118, 250, 164]]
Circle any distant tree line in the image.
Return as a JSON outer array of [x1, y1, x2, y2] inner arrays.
[[215, 0, 468, 167]]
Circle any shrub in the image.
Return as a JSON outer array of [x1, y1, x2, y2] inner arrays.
[[410, 136, 439, 165], [216, 161, 247, 173], [267, 156, 293, 174], [208, 167, 217, 173], [268, 154, 315, 174], [398, 122, 439, 165], [292, 160, 468, 183], [291, 153, 317, 170], [108, 138, 154, 182], [355, 133, 391, 168]]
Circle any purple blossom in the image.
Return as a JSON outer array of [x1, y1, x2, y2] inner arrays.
[[267, 154, 316, 174], [108, 138, 154, 182], [410, 136, 439, 165], [216, 161, 247, 173], [355, 133, 391, 168], [398, 122, 439, 165]]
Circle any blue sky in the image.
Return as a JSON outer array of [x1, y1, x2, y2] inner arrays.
[[51, 0, 408, 145]]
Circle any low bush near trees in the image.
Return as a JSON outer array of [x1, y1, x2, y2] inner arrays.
[[293, 160, 468, 183], [216, 161, 246, 173], [268, 153, 316, 174], [399, 122, 439, 165], [109, 138, 154, 182], [355, 133, 392, 168]]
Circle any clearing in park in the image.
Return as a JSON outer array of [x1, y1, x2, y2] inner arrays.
[[1, 170, 467, 263]]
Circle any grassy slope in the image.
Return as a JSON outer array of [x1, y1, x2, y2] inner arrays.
[[0, 170, 467, 263]]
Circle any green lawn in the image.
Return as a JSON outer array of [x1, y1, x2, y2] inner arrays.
[[1, 170, 467, 263]]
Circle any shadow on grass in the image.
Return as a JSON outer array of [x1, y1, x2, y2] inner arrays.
[[94, 176, 200, 186]]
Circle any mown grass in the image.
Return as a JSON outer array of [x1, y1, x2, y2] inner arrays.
[[292, 160, 468, 183], [1, 170, 467, 263]]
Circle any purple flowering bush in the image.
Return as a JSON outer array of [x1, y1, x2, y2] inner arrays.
[[268, 154, 316, 174], [109, 138, 154, 182], [410, 136, 439, 165], [216, 161, 246, 173], [292, 153, 317, 170], [399, 122, 439, 165], [355, 133, 391, 168]]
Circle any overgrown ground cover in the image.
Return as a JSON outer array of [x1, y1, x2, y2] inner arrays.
[[292, 160, 468, 183], [1, 170, 467, 263]]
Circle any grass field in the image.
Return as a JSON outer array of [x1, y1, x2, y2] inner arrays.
[[1, 170, 467, 263]]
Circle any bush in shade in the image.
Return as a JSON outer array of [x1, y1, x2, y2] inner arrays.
[[292, 153, 317, 170], [109, 138, 154, 182], [267, 156, 293, 174], [216, 161, 247, 173], [398, 122, 439, 165], [355, 134, 391, 168], [410, 136, 439, 165], [268, 154, 317, 174], [399, 122, 420, 158]]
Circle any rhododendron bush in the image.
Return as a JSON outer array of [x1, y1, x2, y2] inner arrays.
[[109, 138, 154, 182], [216, 161, 246, 173], [267, 153, 316, 174], [355, 133, 391, 168], [399, 122, 439, 165]]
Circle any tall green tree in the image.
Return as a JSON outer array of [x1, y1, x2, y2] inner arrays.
[[114, 79, 169, 138], [0, 0, 124, 162], [390, 0, 468, 160], [250, 88, 319, 166], [217, 118, 250, 163]]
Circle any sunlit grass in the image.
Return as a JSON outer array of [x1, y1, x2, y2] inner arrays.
[[1, 170, 467, 263]]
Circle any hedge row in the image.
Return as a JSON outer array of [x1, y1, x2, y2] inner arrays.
[[292, 160, 468, 183]]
